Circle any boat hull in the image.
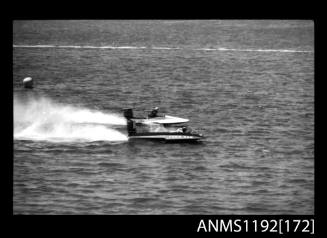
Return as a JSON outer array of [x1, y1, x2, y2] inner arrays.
[[128, 132, 203, 142]]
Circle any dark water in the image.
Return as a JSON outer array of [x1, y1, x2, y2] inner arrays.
[[13, 20, 314, 214]]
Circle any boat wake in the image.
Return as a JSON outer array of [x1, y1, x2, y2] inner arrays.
[[13, 44, 313, 53], [14, 95, 128, 142]]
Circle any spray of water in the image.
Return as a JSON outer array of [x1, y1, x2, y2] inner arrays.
[[14, 96, 128, 142]]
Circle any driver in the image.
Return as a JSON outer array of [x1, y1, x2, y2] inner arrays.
[[148, 107, 159, 118]]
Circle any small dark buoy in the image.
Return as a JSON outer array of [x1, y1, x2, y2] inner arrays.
[[23, 77, 33, 89]]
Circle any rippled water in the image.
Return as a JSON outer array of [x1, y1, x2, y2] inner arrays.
[[13, 20, 314, 214]]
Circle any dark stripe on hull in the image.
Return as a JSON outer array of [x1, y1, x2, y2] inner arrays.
[[128, 137, 202, 143], [128, 132, 203, 142], [129, 132, 201, 136]]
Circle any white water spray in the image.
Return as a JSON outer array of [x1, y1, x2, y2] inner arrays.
[[14, 96, 128, 142]]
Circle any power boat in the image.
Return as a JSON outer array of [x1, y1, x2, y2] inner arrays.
[[123, 108, 204, 142]]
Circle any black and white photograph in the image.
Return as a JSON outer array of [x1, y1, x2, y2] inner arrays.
[[13, 20, 314, 215]]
